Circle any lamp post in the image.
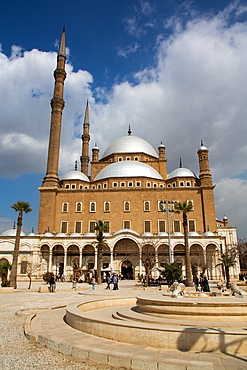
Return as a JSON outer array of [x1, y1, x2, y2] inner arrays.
[[160, 200, 175, 265]]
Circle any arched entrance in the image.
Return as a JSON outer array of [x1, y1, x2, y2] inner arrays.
[[121, 260, 133, 278], [52, 245, 64, 276], [190, 244, 204, 277], [113, 238, 139, 277]]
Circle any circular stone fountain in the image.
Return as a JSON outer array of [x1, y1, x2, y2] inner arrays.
[[66, 293, 247, 354]]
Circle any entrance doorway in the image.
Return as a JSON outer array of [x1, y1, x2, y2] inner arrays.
[[121, 260, 133, 279]]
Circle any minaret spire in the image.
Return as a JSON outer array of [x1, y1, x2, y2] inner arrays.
[[43, 27, 67, 187], [179, 157, 182, 168], [80, 101, 90, 175]]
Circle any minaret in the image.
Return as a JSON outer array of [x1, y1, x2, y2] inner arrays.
[[197, 141, 213, 186], [43, 27, 67, 187], [80, 101, 90, 175]]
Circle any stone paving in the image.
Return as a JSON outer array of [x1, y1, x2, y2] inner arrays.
[[0, 280, 247, 369]]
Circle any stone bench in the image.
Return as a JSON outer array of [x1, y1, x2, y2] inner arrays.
[[0, 287, 14, 294], [38, 286, 50, 293]]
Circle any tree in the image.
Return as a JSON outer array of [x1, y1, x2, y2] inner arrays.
[[237, 239, 247, 272], [174, 201, 193, 287], [26, 262, 42, 289], [94, 220, 109, 284], [142, 244, 156, 287], [0, 261, 11, 286], [9, 201, 32, 289], [216, 246, 238, 289], [163, 262, 182, 286]]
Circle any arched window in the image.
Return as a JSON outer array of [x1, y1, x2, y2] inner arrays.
[[124, 201, 130, 212], [62, 203, 68, 213]]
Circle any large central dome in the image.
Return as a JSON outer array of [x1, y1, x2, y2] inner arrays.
[[94, 161, 163, 181], [101, 135, 159, 159]]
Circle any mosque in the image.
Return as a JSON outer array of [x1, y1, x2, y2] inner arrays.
[[0, 29, 239, 281]]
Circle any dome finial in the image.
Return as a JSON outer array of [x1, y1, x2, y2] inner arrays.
[[63, 25, 65, 33], [32, 227, 34, 233], [128, 125, 132, 136], [87, 99, 88, 106], [75, 160, 77, 171], [179, 157, 182, 168], [201, 140, 203, 146], [13, 221, 16, 230]]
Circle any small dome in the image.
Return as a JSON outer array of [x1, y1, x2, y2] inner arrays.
[[84, 232, 96, 237], [173, 232, 184, 236], [56, 233, 67, 237], [167, 167, 197, 179], [204, 231, 215, 236], [43, 232, 54, 237], [103, 233, 111, 237], [223, 215, 228, 220], [158, 232, 168, 236], [28, 232, 36, 236], [102, 135, 158, 159], [113, 229, 140, 237], [198, 141, 208, 152], [61, 170, 89, 182], [1, 229, 26, 237], [142, 232, 153, 237], [94, 161, 163, 181], [70, 233, 82, 237], [188, 232, 200, 237]]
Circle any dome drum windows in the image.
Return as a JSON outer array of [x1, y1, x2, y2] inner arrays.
[[113, 182, 118, 188], [62, 202, 68, 213], [124, 201, 130, 212], [179, 181, 184, 187], [103, 183, 107, 189], [146, 182, 151, 188], [144, 201, 150, 212], [65, 184, 70, 189], [136, 181, 141, 187], [186, 181, 191, 187], [90, 202, 96, 213], [128, 182, 133, 187], [120, 182, 125, 188], [71, 184, 76, 189], [118, 157, 123, 161], [104, 202, 110, 213]]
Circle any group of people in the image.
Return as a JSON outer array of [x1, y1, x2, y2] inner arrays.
[[106, 274, 119, 290], [193, 274, 210, 292]]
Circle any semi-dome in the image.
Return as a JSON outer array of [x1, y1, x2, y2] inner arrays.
[[101, 135, 158, 159], [61, 170, 89, 182], [167, 167, 197, 179], [94, 161, 163, 181], [173, 232, 184, 236], [1, 229, 26, 237], [28, 232, 36, 236], [188, 231, 200, 237], [43, 232, 54, 237], [70, 233, 82, 237], [56, 233, 67, 237], [204, 231, 215, 236]]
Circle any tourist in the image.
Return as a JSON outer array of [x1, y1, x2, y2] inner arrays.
[[106, 275, 111, 289], [193, 275, 200, 292], [202, 276, 210, 292], [91, 276, 96, 290], [49, 274, 56, 293], [113, 275, 117, 290]]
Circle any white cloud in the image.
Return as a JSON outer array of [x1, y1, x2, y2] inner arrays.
[[0, 217, 14, 234], [215, 178, 247, 238], [117, 43, 140, 58]]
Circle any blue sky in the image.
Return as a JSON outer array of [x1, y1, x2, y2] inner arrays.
[[0, 0, 247, 237]]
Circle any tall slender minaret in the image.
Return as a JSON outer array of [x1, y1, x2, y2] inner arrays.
[[80, 101, 90, 176], [42, 27, 67, 187]]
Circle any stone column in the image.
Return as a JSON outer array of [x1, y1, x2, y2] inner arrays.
[[49, 250, 52, 272], [155, 251, 158, 268], [95, 251, 97, 271], [64, 251, 67, 276], [139, 252, 142, 276], [171, 251, 174, 263], [110, 251, 113, 272], [79, 250, 82, 268]]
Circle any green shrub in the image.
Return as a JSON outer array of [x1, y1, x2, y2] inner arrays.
[[43, 272, 53, 284], [2, 280, 10, 287]]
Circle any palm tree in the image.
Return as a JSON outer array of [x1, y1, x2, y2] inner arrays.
[[9, 201, 32, 289], [216, 249, 237, 289], [174, 201, 193, 287], [164, 262, 182, 286], [94, 220, 109, 284]]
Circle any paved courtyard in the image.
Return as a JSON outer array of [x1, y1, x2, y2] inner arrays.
[[0, 280, 247, 369]]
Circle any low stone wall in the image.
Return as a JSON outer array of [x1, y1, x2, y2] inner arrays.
[[66, 296, 247, 354], [0, 287, 14, 294]]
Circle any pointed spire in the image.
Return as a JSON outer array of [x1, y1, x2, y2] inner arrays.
[[84, 101, 89, 125], [75, 160, 77, 171], [128, 125, 132, 135], [58, 26, 66, 57], [179, 157, 182, 168]]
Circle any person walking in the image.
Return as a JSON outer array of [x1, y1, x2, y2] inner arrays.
[[106, 275, 111, 289], [113, 275, 117, 290], [91, 276, 96, 290], [193, 275, 200, 292], [202, 276, 210, 292], [49, 274, 56, 293]]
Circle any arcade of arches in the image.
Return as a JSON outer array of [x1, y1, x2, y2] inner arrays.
[[39, 238, 226, 279]]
